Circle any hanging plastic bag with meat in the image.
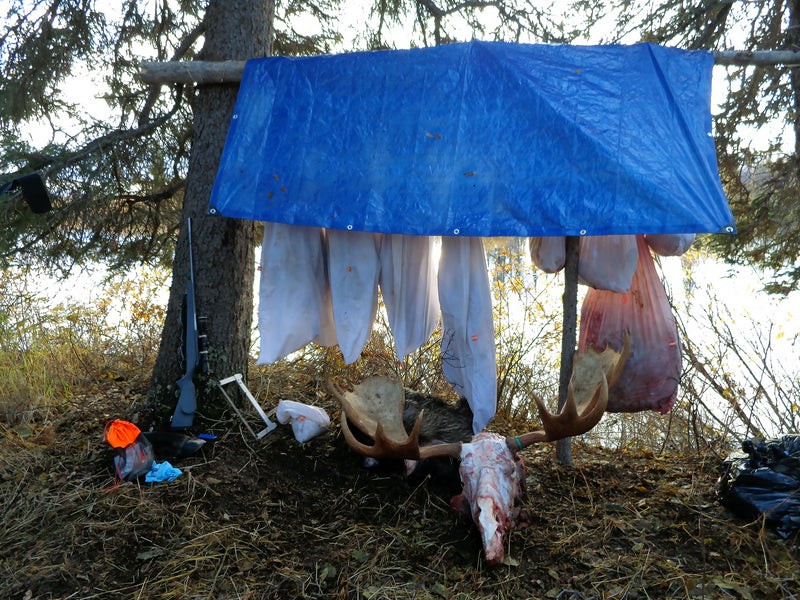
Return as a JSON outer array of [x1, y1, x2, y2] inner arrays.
[[535, 235, 639, 293], [528, 236, 565, 273], [578, 235, 639, 294], [644, 233, 695, 257], [578, 235, 681, 413]]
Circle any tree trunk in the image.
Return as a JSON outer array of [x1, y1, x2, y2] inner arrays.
[[789, 0, 800, 176], [148, 0, 274, 422], [555, 235, 580, 465]]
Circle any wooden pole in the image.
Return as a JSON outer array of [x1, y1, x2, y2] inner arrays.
[[714, 49, 800, 66], [139, 60, 246, 85], [555, 235, 580, 465], [138, 50, 800, 85]]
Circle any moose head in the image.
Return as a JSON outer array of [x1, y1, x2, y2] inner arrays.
[[329, 333, 631, 564]]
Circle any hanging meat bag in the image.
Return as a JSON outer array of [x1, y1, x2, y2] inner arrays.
[[530, 235, 638, 288], [578, 235, 681, 413], [379, 234, 440, 362], [529, 236, 566, 273], [644, 233, 696, 256], [257, 223, 337, 364], [578, 234, 639, 294], [438, 236, 497, 433], [327, 228, 381, 364]]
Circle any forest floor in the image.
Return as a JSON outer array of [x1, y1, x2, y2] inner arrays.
[[1, 367, 798, 600]]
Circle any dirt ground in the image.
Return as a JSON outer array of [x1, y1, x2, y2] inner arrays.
[[1, 374, 798, 600]]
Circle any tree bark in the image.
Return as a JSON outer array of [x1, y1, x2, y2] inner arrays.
[[788, 0, 800, 175], [555, 235, 579, 465], [148, 0, 274, 422]]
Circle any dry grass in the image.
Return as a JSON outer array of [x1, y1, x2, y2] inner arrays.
[[1, 361, 798, 600]]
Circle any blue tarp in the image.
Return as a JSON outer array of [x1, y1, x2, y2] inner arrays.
[[209, 41, 735, 237]]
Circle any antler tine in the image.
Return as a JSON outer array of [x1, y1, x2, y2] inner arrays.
[[340, 410, 424, 460], [506, 368, 610, 452]]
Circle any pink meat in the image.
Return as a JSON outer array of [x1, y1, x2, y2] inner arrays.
[[457, 432, 522, 564], [578, 236, 681, 414]]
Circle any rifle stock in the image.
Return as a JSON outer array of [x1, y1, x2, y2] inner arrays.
[[172, 218, 200, 429]]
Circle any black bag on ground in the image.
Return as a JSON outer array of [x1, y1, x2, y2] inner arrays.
[[718, 435, 800, 538]]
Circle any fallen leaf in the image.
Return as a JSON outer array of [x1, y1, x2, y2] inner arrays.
[[319, 563, 336, 581], [351, 548, 369, 563], [501, 555, 520, 566], [136, 548, 164, 561]]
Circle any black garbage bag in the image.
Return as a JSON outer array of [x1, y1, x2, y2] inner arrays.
[[718, 435, 800, 538]]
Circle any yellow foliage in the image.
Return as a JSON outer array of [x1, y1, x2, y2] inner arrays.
[[0, 265, 168, 424]]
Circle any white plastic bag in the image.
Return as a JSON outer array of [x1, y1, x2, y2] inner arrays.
[[257, 223, 337, 364], [529, 236, 565, 273], [438, 236, 497, 433], [327, 229, 381, 364], [644, 233, 695, 256], [276, 400, 331, 443], [578, 235, 639, 293], [379, 234, 440, 361]]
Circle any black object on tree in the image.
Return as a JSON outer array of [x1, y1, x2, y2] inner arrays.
[[0, 172, 51, 214]]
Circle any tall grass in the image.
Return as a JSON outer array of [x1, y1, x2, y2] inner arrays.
[[0, 265, 168, 425]]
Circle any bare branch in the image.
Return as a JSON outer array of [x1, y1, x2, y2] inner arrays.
[[138, 49, 800, 86]]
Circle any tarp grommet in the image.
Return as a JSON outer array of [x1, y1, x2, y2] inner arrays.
[[453, 228, 460, 235]]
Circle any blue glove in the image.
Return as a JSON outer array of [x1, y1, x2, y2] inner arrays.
[[145, 461, 182, 482]]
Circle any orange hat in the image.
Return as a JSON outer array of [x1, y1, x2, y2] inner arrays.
[[104, 419, 142, 448]]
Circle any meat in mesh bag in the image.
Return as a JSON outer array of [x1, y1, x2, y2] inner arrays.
[[578, 235, 681, 413]]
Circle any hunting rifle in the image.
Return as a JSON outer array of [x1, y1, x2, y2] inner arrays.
[[171, 218, 208, 429]]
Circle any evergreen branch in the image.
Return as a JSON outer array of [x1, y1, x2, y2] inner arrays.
[[139, 21, 205, 127], [439, 1, 512, 18], [416, 0, 444, 19], [690, 1, 733, 50], [117, 180, 186, 205], [38, 89, 184, 180]]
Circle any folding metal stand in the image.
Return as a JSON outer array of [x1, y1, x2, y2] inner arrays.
[[216, 373, 277, 439]]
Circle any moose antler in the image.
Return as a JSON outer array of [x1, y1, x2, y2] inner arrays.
[[328, 376, 424, 460], [332, 331, 631, 460], [508, 330, 631, 451]]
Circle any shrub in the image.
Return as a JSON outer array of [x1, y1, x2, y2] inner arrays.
[[0, 264, 168, 425]]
